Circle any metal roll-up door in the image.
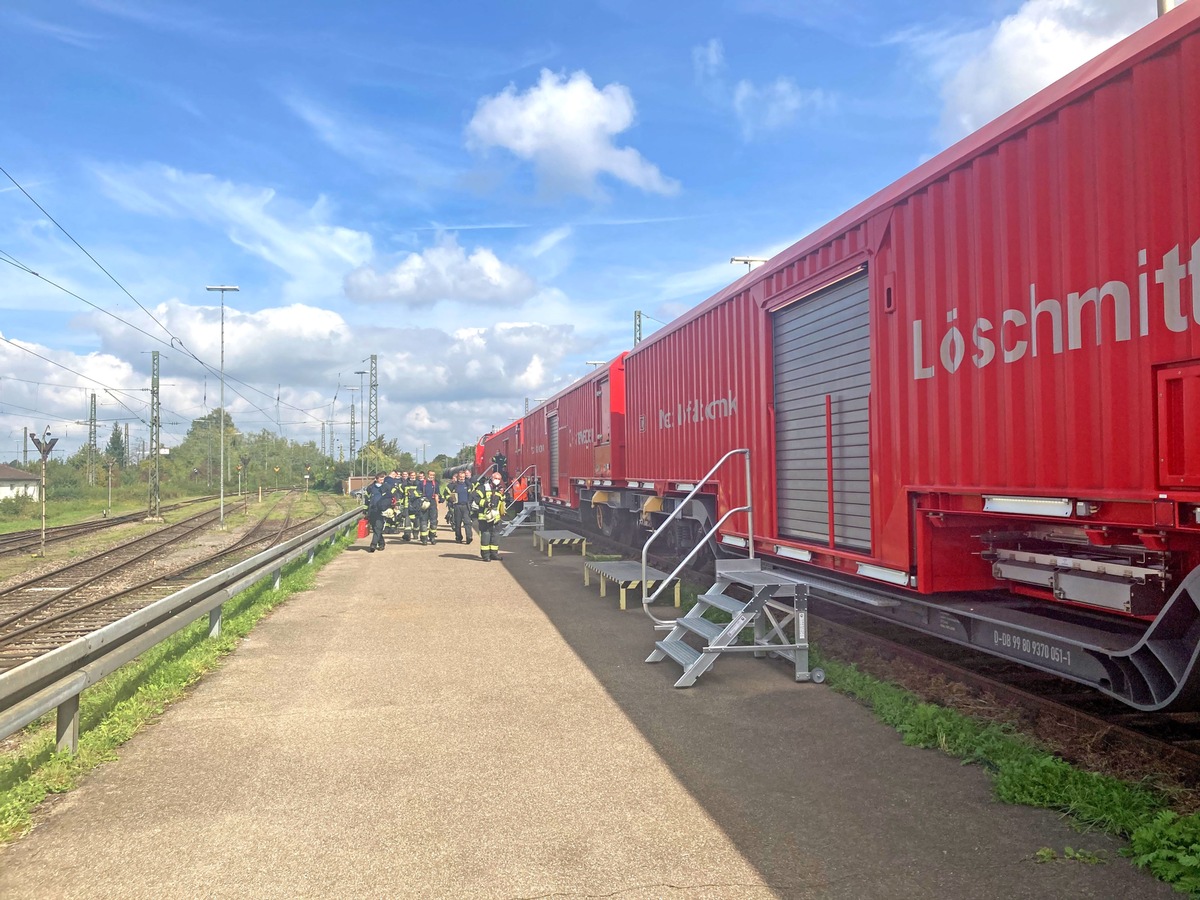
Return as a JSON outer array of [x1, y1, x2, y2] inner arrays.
[[773, 270, 871, 550], [548, 412, 560, 496]]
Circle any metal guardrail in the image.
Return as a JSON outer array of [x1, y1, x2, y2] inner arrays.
[[0, 508, 361, 754], [641, 448, 753, 626]]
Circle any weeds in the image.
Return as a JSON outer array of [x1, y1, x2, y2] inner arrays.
[[815, 649, 1200, 893]]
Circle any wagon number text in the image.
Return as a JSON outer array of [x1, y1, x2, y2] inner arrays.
[[991, 629, 1071, 667]]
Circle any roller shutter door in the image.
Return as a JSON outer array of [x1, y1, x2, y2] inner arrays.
[[773, 271, 871, 550], [548, 412, 560, 496]]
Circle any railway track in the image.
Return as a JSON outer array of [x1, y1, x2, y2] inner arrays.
[[0, 492, 343, 672], [0, 497, 217, 558], [559, 513, 1200, 790]]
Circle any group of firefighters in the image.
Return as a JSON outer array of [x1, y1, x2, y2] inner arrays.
[[361, 467, 532, 562]]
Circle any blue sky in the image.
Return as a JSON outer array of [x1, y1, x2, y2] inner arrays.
[[0, 0, 1159, 462]]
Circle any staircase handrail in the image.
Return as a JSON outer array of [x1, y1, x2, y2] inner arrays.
[[641, 448, 753, 626], [505, 464, 538, 493]]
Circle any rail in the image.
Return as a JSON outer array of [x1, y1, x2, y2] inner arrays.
[[641, 448, 752, 626], [0, 507, 361, 754]]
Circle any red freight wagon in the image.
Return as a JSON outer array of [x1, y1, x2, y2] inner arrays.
[[477, 419, 522, 482], [524, 354, 627, 513], [618, 7, 1200, 709]]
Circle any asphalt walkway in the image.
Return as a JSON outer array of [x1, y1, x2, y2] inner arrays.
[[0, 523, 1176, 898]]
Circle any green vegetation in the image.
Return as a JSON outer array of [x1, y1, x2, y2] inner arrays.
[[4, 412, 481, 535], [0, 532, 352, 843], [816, 650, 1200, 894]]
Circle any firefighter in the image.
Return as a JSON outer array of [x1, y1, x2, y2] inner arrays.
[[472, 470, 507, 561], [382, 470, 401, 533], [423, 469, 440, 543], [439, 472, 455, 526], [411, 471, 431, 544], [449, 470, 474, 544], [363, 472, 390, 552], [400, 471, 418, 541], [491, 452, 509, 481]]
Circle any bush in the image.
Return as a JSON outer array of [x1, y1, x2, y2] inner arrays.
[[0, 494, 35, 518]]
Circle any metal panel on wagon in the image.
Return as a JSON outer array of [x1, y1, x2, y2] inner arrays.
[[773, 271, 871, 549], [624, 290, 771, 537]]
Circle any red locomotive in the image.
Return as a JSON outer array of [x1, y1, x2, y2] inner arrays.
[[479, 5, 1200, 710]]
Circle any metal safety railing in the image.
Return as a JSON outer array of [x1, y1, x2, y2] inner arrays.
[[0, 508, 360, 754], [641, 448, 753, 626]]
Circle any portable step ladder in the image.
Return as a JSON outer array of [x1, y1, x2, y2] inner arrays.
[[647, 559, 823, 687], [501, 501, 543, 537]]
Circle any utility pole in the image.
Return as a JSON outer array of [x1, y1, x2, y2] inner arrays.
[[123, 423, 129, 467], [349, 397, 357, 465], [367, 353, 378, 451], [354, 368, 368, 477], [147, 350, 162, 521], [88, 393, 97, 486], [23, 427, 28, 465], [29, 427, 57, 558]]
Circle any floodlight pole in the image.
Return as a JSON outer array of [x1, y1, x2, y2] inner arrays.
[[207, 285, 240, 528]]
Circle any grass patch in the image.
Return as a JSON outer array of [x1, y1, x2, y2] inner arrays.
[[814, 648, 1200, 894], [0, 531, 353, 844]]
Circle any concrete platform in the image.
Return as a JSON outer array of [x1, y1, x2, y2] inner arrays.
[[0, 522, 1174, 899]]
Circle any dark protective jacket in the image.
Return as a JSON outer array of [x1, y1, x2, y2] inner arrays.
[[365, 481, 391, 516], [471, 481, 506, 520]]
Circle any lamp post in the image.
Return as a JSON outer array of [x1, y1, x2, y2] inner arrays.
[[354, 369, 367, 477], [730, 256, 767, 272], [206, 285, 239, 527]]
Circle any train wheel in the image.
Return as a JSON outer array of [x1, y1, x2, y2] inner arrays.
[[593, 502, 615, 537]]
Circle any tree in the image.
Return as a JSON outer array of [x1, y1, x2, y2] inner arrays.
[[104, 423, 127, 468]]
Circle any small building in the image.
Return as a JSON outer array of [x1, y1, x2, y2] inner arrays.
[[0, 463, 39, 500], [344, 475, 372, 497]]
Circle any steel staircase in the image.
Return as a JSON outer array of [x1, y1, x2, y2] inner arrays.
[[640, 449, 824, 688], [647, 559, 820, 686], [500, 465, 543, 537], [501, 500, 543, 537]]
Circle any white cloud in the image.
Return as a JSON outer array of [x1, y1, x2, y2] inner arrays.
[[92, 164, 374, 304], [8, 12, 102, 49], [692, 38, 833, 141], [733, 78, 834, 140], [344, 233, 538, 308], [28, 298, 581, 456], [467, 69, 679, 197], [525, 226, 572, 259], [693, 38, 724, 84], [900, 0, 1153, 144], [282, 93, 458, 192]]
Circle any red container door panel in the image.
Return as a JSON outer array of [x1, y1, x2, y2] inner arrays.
[[1158, 362, 1200, 488], [773, 270, 872, 551]]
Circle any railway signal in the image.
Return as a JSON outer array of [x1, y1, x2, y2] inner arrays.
[[28, 427, 57, 558]]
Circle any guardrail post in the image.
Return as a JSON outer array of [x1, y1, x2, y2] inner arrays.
[[209, 605, 222, 639], [56, 695, 79, 754], [273, 568, 282, 590]]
